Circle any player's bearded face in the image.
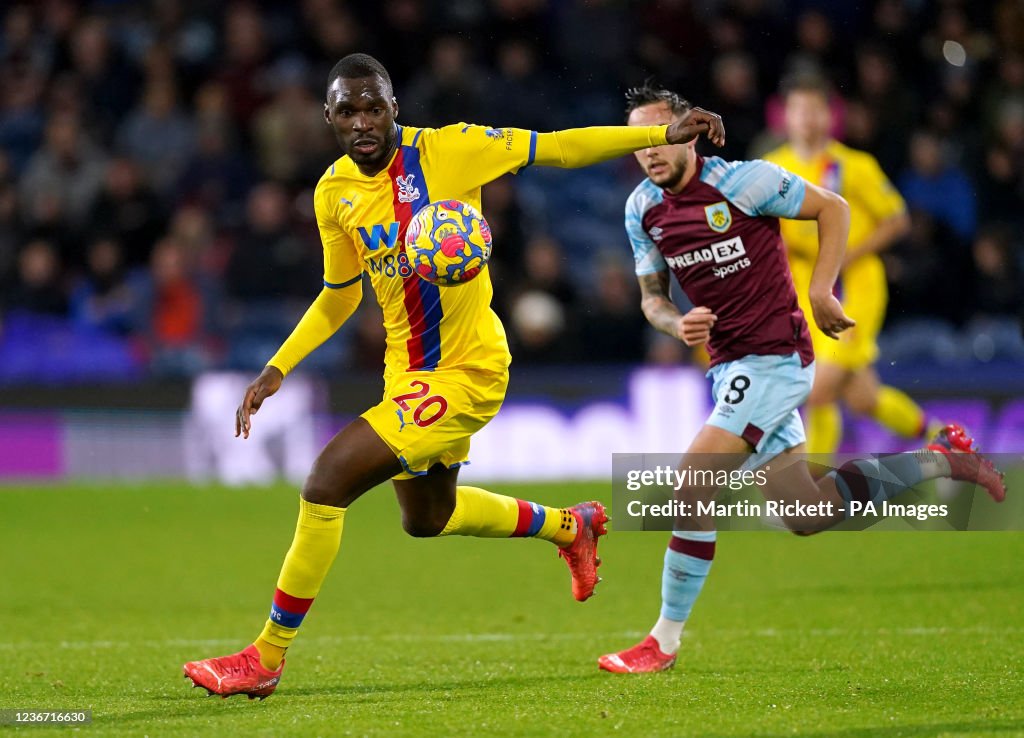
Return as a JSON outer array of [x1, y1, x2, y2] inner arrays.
[[628, 103, 691, 191], [325, 75, 399, 173]]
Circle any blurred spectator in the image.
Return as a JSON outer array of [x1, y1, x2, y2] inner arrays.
[[69, 16, 140, 143], [217, 2, 270, 128], [176, 92, 252, 224], [138, 235, 216, 375], [579, 256, 647, 363], [884, 210, 961, 323], [978, 99, 1024, 227], [852, 43, 917, 172], [0, 170, 21, 282], [481, 175, 527, 277], [89, 157, 167, 267], [632, 0, 709, 95], [509, 290, 573, 365], [116, 80, 196, 196], [983, 52, 1024, 139], [307, 5, 361, 75], [782, 10, 850, 89], [514, 234, 578, 313], [252, 59, 331, 184], [0, 5, 51, 81], [706, 52, 761, 161], [224, 182, 318, 301], [69, 236, 138, 335], [490, 39, 562, 131], [4, 239, 66, 315], [0, 70, 46, 175], [970, 226, 1022, 319], [402, 36, 487, 127], [168, 204, 224, 276], [20, 112, 106, 229], [898, 130, 976, 243], [371, 0, 428, 85]]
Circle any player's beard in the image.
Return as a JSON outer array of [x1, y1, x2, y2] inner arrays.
[[648, 158, 687, 191], [344, 123, 399, 170]]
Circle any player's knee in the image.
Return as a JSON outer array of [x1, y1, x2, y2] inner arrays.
[[843, 390, 876, 417], [400, 509, 448, 538], [302, 468, 348, 508]]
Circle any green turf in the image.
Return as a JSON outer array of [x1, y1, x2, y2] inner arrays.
[[2, 479, 1023, 737]]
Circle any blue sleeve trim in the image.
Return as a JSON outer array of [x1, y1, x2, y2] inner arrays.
[[412, 129, 422, 147], [525, 130, 538, 168], [324, 273, 362, 289]]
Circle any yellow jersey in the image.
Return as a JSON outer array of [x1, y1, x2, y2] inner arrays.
[[763, 140, 905, 262], [763, 141, 906, 369], [313, 123, 540, 377]]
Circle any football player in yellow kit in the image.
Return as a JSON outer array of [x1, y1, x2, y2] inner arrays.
[[764, 75, 929, 456], [182, 53, 726, 698]]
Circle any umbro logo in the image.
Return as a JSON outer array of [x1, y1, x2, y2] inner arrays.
[[649, 226, 664, 242]]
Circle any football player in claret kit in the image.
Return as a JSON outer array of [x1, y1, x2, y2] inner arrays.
[[597, 83, 1006, 674], [182, 54, 727, 699]]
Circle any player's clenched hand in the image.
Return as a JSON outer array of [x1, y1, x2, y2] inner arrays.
[[809, 292, 856, 340], [666, 107, 725, 148], [677, 306, 717, 347], [236, 365, 284, 439]]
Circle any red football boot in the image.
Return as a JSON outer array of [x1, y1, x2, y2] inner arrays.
[[183, 645, 283, 700], [927, 423, 1007, 502], [558, 501, 609, 602], [598, 635, 677, 673]]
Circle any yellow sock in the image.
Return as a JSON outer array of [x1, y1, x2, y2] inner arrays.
[[439, 486, 577, 546], [254, 498, 345, 671], [807, 403, 842, 456], [873, 385, 926, 439]]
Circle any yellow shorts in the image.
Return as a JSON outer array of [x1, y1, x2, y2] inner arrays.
[[790, 254, 887, 372], [362, 367, 508, 479]]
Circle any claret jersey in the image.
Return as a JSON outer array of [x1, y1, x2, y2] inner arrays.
[[626, 155, 814, 368]]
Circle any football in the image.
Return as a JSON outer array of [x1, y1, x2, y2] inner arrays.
[[406, 199, 493, 285]]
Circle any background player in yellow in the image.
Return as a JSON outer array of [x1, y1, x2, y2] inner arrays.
[[182, 53, 727, 699], [764, 74, 928, 456]]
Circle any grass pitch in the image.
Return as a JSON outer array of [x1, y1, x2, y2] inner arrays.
[[2, 479, 1023, 737]]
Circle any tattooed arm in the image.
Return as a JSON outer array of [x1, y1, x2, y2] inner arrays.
[[638, 271, 716, 347]]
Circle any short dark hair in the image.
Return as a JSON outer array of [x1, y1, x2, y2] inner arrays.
[[327, 53, 393, 96], [780, 72, 831, 101], [625, 81, 691, 118]]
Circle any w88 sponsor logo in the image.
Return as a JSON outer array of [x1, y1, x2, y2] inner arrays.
[[367, 251, 415, 278]]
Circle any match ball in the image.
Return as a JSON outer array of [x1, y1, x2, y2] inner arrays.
[[406, 200, 492, 285]]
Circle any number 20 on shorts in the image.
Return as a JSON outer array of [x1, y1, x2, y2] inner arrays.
[[392, 380, 448, 427]]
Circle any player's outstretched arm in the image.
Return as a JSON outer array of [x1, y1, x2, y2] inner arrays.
[[793, 183, 855, 340], [532, 107, 725, 169], [235, 284, 362, 438]]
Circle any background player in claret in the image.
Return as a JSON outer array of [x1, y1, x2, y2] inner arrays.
[[182, 54, 727, 699], [763, 74, 932, 457], [597, 83, 1006, 675]]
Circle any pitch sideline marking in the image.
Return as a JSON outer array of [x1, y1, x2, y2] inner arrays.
[[1, 626, 1021, 652]]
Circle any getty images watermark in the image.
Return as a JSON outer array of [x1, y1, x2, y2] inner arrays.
[[611, 453, 1024, 532]]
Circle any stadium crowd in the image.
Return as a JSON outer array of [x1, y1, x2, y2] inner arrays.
[[0, 0, 1021, 379]]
